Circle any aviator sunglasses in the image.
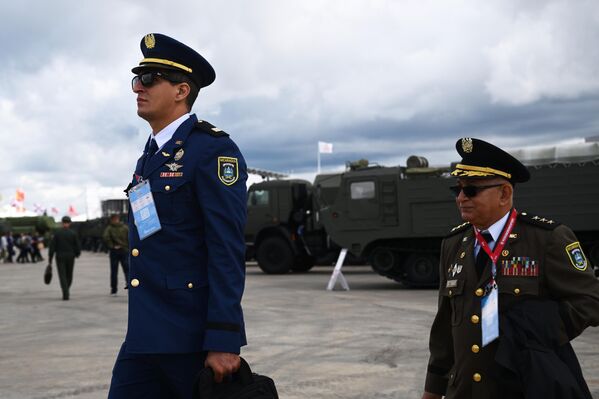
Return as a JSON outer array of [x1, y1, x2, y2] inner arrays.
[[449, 183, 504, 198], [131, 71, 182, 89]]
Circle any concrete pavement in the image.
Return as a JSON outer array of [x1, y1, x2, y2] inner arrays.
[[1, 252, 598, 398]]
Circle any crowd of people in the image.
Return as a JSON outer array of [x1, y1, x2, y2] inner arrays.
[[0, 232, 45, 263]]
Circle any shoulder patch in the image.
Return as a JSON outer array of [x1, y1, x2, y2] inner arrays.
[[195, 120, 230, 137], [565, 242, 588, 271], [446, 221, 471, 237], [518, 211, 560, 230], [218, 156, 239, 186]]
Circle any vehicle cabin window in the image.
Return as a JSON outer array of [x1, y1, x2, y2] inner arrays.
[[350, 181, 375, 200], [248, 190, 269, 206]]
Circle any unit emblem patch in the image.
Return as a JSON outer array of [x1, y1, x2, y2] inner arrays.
[[566, 242, 588, 271], [218, 156, 239, 186]]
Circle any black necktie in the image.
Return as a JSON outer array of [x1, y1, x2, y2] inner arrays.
[[475, 231, 493, 279], [143, 139, 158, 174]]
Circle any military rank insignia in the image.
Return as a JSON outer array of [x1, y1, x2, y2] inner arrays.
[[566, 242, 588, 271], [218, 156, 239, 185], [501, 257, 538, 277]]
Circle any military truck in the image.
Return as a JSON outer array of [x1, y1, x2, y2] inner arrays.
[[1, 216, 56, 236], [246, 142, 599, 285]]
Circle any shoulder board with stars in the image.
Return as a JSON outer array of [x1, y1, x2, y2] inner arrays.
[[195, 120, 230, 137], [446, 221, 471, 237], [518, 211, 560, 230]]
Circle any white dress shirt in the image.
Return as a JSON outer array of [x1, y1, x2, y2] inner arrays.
[[474, 210, 510, 257], [149, 113, 190, 153]]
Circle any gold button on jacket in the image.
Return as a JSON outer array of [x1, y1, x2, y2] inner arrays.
[[471, 315, 480, 324], [131, 248, 139, 257], [187, 282, 194, 289], [473, 373, 482, 382], [131, 278, 140, 287], [471, 344, 480, 353]]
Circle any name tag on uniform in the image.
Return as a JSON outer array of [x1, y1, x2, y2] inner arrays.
[[129, 180, 161, 240], [481, 285, 499, 347]]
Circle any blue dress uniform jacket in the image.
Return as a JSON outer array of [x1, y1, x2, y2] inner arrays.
[[126, 114, 247, 355], [424, 212, 599, 399]]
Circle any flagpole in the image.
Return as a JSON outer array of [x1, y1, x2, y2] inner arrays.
[[317, 144, 321, 174]]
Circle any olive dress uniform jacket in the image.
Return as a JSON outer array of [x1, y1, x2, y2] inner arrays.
[[125, 114, 247, 355], [424, 212, 599, 399]]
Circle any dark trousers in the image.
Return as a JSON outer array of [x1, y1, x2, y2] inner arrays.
[[108, 342, 206, 399], [56, 255, 75, 299], [109, 249, 130, 293]]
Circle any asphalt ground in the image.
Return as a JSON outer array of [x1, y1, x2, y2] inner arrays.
[[1, 251, 598, 399]]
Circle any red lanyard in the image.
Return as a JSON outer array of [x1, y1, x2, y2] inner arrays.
[[474, 208, 518, 265]]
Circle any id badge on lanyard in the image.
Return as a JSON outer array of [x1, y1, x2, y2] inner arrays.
[[475, 209, 518, 347], [129, 180, 162, 240], [481, 278, 499, 347]]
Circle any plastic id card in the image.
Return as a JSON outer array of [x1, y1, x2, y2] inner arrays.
[[129, 180, 162, 240], [481, 285, 499, 347]]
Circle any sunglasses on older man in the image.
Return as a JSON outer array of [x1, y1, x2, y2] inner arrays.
[[131, 71, 182, 89], [449, 183, 504, 198]]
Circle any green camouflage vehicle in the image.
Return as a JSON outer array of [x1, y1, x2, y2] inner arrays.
[[2, 216, 56, 236], [246, 143, 599, 285]]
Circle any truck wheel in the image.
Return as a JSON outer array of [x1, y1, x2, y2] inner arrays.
[[256, 237, 293, 274], [292, 255, 315, 273], [405, 253, 439, 287], [370, 247, 398, 274]]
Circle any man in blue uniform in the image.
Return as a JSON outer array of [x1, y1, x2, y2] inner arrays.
[[108, 33, 248, 399]]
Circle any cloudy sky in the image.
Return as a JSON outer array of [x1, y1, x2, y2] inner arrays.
[[1, 0, 598, 218]]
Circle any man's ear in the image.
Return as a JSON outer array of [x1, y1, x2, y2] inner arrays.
[[174, 83, 190, 102], [499, 182, 513, 205]]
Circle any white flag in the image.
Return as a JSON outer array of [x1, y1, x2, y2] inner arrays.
[[318, 141, 333, 154]]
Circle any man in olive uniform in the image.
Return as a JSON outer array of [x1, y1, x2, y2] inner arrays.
[[108, 34, 247, 399], [48, 216, 81, 300], [103, 214, 129, 296], [422, 138, 599, 399]]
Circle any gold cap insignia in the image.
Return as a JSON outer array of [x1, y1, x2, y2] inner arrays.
[[144, 34, 156, 49], [462, 138, 473, 153]]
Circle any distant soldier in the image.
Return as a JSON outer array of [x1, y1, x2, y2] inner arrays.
[[103, 214, 129, 296], [48, 216, 81, 300], [422, 138, 599, 399]]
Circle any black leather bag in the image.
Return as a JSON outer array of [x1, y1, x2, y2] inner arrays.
[[194, 357, 278, 399], [44, 264, 52, 285]]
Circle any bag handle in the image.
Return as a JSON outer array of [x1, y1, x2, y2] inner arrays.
[[195, 357, 254, 398]]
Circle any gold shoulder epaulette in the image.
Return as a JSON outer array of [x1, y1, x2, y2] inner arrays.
[[518, 211, 560, 230], [195, 120, 229, 137], [447, 221, 471, 236]]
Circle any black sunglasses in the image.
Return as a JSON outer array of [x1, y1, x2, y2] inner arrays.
[[131, 71, 181, 89], [449, 183, 504, 198]]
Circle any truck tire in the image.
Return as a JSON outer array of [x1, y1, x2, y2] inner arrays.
[[256, 236, 294, 274], [292, 255, 315, 273], [370, 247, 398, 274], [405, 253, 439, 287]]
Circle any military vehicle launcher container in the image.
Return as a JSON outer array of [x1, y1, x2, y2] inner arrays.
[[245, 142, 599, 286]]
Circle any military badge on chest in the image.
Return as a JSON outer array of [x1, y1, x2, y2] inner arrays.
[[501, 257, 539, 276], [160, 162, 184, 178], [448, 263, 463, 278], [218, 156, 239, 185]]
